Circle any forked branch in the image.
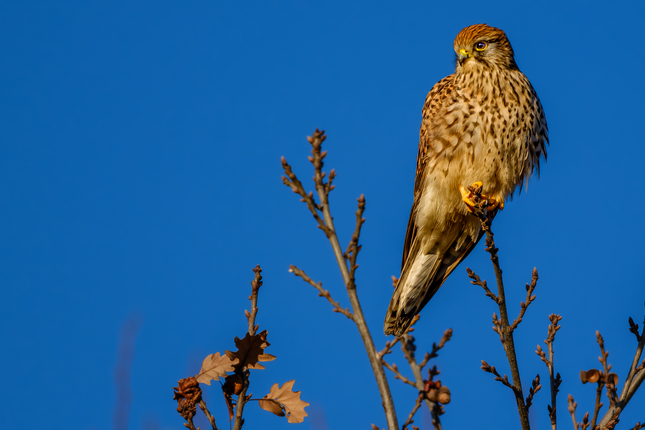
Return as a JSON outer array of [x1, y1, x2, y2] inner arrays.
[[466, 190, 531, 430], [282, 130, 398, 430]]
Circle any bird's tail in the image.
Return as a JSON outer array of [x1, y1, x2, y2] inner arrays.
[[383, 227, 483, 336], [384, 243, 440, 336]]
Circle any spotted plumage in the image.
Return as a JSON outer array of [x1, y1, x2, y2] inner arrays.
[[384, 24, 548, 336]]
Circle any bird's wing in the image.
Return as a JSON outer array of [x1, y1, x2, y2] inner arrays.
[[386, 73, 486, 336], [400, 74, 456, 271]]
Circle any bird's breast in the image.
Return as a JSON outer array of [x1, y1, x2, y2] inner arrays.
[[425, 70, 543, 205]]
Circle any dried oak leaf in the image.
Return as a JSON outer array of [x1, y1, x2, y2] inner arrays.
[[258, 398, 285, 417], [261, 380, 309, 424], [196, 352, 238, 385], [222, 390, 236, 422], [227, 330, 276, 370]]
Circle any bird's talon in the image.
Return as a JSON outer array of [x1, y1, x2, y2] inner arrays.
[[488, 196, 505, 212], [469, 181, 483, 191], [459, 185, 477, 213], [460, 181, 504, 216]]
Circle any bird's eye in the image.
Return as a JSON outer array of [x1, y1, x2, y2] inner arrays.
[[475, 42, 487, 51]]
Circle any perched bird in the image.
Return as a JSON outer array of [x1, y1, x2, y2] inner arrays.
[[384, 24, 548, 336]]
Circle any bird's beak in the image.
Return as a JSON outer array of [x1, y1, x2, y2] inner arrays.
[[458, 49, 471, 65]]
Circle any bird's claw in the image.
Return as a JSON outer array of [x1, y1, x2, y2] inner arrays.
[[459, 181, 503, 224], [459, 181, 485, 212]]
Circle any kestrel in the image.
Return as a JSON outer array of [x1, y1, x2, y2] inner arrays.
[[384, 24, 548, 336]]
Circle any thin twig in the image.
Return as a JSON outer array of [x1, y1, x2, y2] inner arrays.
[[246, 266, 262, 336], [603, 407, 622, 430], [466, 268, 498, 303], [379, 316, 445, 428], [597, 331, 617, 406], [345, 194, 366, 286], [481, 360, 516, 390], [401, 393, 424, 430], [282, 130, 398, 430], [199, 400, 220, 430], [184, 416, 197, 430], [378, 335, 404, 361], [510, 268, 538, 330], [525, 374, 542, 411], [281, 157, 329, 235], [420, 329, 453, 369], [232, 267, 266, 430], [480, 228, 529, 429], [289, 265, 354, 320], [568, 394, 579, 430], [490, 311, 505, 345], [536, 314, 562, 429], [598, 313, 645, 428], [465, 185, 536, 429], [232, 390, 250, 430], [398, 330, 447, 430], [623, 318, 644, 396], [590, 380, 604, 430], [381, 361, 417, 388]]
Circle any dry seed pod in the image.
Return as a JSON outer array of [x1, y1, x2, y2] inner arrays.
[[580, 369, 601, 384], [606, 373, 619, 387], [427, 388, 438, 403], [438, 386, 451, 404]]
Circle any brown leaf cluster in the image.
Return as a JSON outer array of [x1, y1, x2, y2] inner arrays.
[[260, 380, 310, 423]]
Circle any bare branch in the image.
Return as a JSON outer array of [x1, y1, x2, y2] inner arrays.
[[283, 130, 398, 430], [580, 412, 591, 430], [481, 360, 516, 391], [345, 195, 366, 285], [602, 407, 622, 430], [598, 310, 645, 428], [289, 265, 354, 320], [537, 314, 562, 430], [596, 331, 618, 406], [381, 361, 417, 388], [184, 418, 197, 430], [480, 226, 529, 428], [466, 267, 498, 303], [510, 268, 538, 331], [246, 265, 262, 336], [400, 333, 445, 430], [568, 394, 579, 430], [465, 187, 529, 429], [620, 317, 645, 402], [199, 400, 220, 430], [402, 393, 424, 430], [628, 317, 641, 342], [420, 328, 453, 369], [281, 156, 329, 235], [525, 374, 542, 411], [590, 379, 604, 430], [233, 267, 269, 430]]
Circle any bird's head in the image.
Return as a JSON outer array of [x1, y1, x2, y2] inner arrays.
[[453, 24, 518, 71]]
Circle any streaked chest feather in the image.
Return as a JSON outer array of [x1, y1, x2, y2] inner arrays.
[[415, 68, 547, 234]]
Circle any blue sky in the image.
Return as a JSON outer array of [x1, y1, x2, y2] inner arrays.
[[1, 1, 644, 429]]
